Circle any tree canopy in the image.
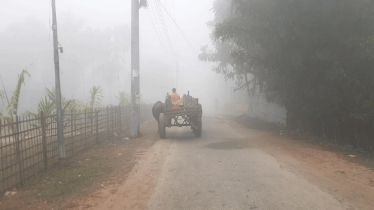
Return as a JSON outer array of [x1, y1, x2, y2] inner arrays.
[[201, 0, 374, 150]]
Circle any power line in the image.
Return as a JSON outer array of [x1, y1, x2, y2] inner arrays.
[[153, 0, 176, 57], [155, 0, 176, 48], [147, 2, 165, 45], [148, 1, 173, 57], [164, 0, 178, 53], [148, 1, 173, 58], [158, 0, 197, 47], [148, 0, 180, 88], [171, 0, 176, 18], [157, 0, 198, 53], [145, 7, 170, 57], [168, 0, 179, 88]]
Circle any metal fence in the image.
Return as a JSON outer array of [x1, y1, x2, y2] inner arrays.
[[0, 105, 152, 196]]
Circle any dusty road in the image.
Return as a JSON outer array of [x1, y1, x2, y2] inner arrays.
[[147, 118, 343, 210], [82, 117, 374, 210]]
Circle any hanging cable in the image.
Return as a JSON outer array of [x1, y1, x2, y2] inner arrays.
[[157, 0, 198, 53]]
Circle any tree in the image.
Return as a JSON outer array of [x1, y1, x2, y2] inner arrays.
[[45, 87, 75, 115], [0, 69, 30, 124], [203, 0, 374, 150], [29, 88, 76, 129], [87, 86, 103, 111], [199, 0, 256, 95], [7, 69, 30, 117], [117, 91, 129, 107]]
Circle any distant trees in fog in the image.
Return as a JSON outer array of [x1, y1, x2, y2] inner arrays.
[[201, 0, 374, 151]]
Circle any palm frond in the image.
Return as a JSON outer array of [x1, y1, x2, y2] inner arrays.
[[67, 100, 86, 114], [117, 91, 129, 107], [62, 99, 76, 114], [0, 90, 5, 105], [46, 87, 57, 105], [88, 86, 103, 111], [7, 69, 31, 117], [38, 96, 55, 116]]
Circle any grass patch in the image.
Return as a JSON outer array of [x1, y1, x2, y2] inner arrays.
[[0, 155, 114, 210], [33, 158, 113, 204]]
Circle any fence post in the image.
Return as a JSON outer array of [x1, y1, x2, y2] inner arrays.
[[84, 109, 87, 149], [15, 116, 23, 186], [91, 110, 94, 146], [41, 112, 48, 171], [113, 107, 116, 131], [143, 104, 145, 122], [107, 106, 110, 139], [112, 107, 115, 132], [96, 110, 99, 145], [140, 104, 142, 123], [71, 113, 74, 155], [127, 106, 130, 132], [119, 107, 122, 132]]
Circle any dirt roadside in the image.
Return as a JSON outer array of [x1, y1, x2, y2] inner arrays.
[[75, 117, 374, 210], [228, 118, 374, 210], [0, 121, 159, 210], [79, 137, 171, 210], [3, 117, 373, 210]]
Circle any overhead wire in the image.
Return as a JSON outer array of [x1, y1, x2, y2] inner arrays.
[[168, 0, 179, 88], [146, 0, 205, 89], [145, 5, 170, 57], [164, 0, 179, 52], [160, 0, 178, 51], [157, 0, 198, 53], [153, 0, 176, 58], [147, 1, 166, 45], [164, 0, 200, 49], [150, 0, 180, 88], [148, 0, 174, 58]]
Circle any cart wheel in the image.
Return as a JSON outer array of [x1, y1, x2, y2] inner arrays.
[[159, 113, 166, 139], [195, 117, 202, 137]]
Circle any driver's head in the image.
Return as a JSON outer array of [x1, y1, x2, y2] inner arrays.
[[172, 88, 176, 93]]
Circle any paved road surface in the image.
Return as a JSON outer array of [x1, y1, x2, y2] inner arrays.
[[146, 117, 345, 210]]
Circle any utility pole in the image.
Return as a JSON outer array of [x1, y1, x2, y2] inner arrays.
[[51, 0, 66, 160], [131, 0, 141, 138]]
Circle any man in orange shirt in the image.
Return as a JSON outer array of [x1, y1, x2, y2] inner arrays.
[[170, 88, 181, 106]]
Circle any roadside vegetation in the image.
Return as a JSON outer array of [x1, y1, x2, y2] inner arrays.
[[0, 125, 156, 210], [201, 0, 374, 152], [0, 70, 129, 120]]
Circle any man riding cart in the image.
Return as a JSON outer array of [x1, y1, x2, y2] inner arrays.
[[152, 89, 203, 139]]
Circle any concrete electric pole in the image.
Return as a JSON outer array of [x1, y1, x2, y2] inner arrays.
[[51, 0, 66, 160], [131, 0, 144, 138]]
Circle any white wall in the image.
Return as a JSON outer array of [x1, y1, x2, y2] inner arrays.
[[248, 93, 287, 125]]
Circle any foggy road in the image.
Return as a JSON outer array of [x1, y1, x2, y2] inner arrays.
[[145, 117, 344, 210], [2, 1, 374, 210], [86, 116, 345, 210]]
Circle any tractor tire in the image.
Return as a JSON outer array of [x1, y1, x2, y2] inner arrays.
[[159, 113, 166, 139], [194, 117, 202, 137]]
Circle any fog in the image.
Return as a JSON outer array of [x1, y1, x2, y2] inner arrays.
[[0, 0, 230, 115]]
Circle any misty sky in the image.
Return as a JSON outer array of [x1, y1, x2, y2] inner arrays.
[[0, 0, 232, 114]]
